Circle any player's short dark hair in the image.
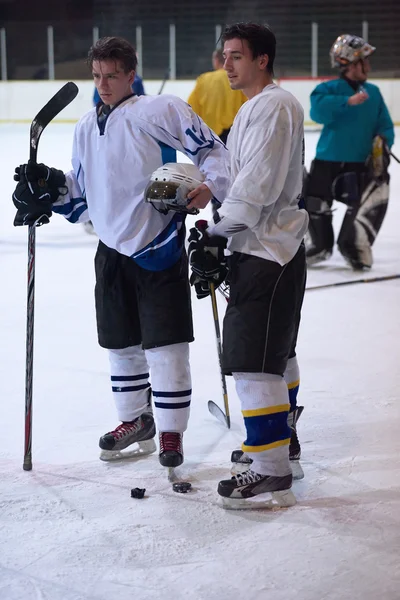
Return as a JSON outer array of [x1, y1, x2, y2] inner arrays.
[[221, 23, 276, 76], [87, 36, 137, 73]]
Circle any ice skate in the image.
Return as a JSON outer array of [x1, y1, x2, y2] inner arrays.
[[218, 469, 296, 510], [305, 247, 332, 266], [159, 432, 183, 481], [288, 406, 304, 480], [99, 412, 156, 461]]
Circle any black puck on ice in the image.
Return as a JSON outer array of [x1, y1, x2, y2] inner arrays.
[[172, 481, 192, 493], [130, 487, 146, 499]]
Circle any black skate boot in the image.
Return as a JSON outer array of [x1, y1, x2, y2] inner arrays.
[[218, 469, 296, 510], [159, 432, 183, 480], [230, 449, 253, 475], [99, 412, 156, 461], [288, 406, 304, 480], [306, 247, 332, 266]]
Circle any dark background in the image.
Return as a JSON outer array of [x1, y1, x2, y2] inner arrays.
[[1, 0, 399, 79]]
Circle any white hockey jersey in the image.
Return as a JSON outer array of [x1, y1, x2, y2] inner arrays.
[[208, 83, 309, 265], [53, 94, 230, 270]]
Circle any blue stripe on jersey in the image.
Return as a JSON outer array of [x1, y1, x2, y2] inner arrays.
[[154, 401, 191, 410], [53, 197, 88, 223], [243, 411, 291, 448], [112, 383, 150, 393], [111, 373, 149, 382], [131, 212, 185, 271], [153, 389, 191, 398], [169, 116, 215, 156], [158, 141, 177, 164]]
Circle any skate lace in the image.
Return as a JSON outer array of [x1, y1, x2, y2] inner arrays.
[[111, 419, 141, 441], [159, 432, 182, 453], [234, 469, 263, 486]]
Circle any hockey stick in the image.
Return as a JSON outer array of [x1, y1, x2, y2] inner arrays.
[[208, 283, 231, 428], [23, 82, 79, 471], [306, 273, 400, 291], [157, 70, 169, 95], [219, 272, 400, 299]]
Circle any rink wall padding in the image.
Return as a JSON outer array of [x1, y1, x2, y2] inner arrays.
[[0, 78, 399, 125]]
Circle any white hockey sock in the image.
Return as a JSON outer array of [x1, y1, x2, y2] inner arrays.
[[284, 355, 300, 412], [233, 372, 291, 477], [108, 345, 150, 422], [145, 342, 191, 433]]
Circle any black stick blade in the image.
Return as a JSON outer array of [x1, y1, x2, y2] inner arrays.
[[208, 400, 230, 428], [30, 82, 79, 161]]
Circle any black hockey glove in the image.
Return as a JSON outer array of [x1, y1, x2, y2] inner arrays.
[[188, 219, 228, 299], [12, 162, 67, 227]]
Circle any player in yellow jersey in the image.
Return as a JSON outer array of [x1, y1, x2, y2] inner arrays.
[[188, 49, 247, 144]]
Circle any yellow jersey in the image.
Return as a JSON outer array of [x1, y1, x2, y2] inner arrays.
[[187, 69, 247, 137]]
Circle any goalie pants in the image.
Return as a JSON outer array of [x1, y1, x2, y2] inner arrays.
[[305, 158, 367, 261], [222, 243, 306, 476], [94, 241, 193, 432]]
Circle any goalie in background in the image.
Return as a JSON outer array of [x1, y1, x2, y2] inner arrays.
[[304, 34, 394, 270]]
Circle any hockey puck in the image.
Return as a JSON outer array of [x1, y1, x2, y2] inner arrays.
[[130, 487, 146, 499], [172, 481, 192, 493]]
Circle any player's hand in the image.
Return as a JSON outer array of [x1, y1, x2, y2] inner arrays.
[[186, 183, 213, 211], [348, 91, 369, 106]]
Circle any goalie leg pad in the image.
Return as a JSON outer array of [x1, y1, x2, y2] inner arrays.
[[336, 169, 388, 270], [304, 195, 334, 264]]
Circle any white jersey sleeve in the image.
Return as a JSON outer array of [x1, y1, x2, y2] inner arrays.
[[207, 84, 307, 265], [134, 95, 230, 202], [52, 122, 90, 224]]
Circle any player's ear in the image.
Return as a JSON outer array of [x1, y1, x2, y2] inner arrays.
[[259, 54, 269, 70]]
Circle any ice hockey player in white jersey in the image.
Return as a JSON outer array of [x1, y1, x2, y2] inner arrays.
[[188, 23, 308, 509], [12, 36, 230, 476]]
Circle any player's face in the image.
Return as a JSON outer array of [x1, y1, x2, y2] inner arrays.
[[92, 59, 135, 105], [223, 38, 269, 93], [346, 58, 370, 82]]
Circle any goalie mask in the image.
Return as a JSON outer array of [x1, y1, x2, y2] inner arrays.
[[145, 163, 205, 215], [330, 34, 375, 70]]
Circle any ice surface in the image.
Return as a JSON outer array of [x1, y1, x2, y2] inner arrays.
[[0, 124, 400, 600]]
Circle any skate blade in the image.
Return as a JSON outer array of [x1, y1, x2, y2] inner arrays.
[[290, 460, 304, 480], [221, 489, 296, 511], [99, 438, 156, 462]]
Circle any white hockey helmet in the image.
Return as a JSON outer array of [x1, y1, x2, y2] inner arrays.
[[330, 34, 376, 69], [145, 163, 205, 215]]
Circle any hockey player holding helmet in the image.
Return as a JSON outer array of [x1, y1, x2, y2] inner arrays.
[[305, 34, 394, 270], [12, 37, 230, 477]]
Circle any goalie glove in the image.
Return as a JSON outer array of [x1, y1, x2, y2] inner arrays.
[[188, 220, 228, 299]]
